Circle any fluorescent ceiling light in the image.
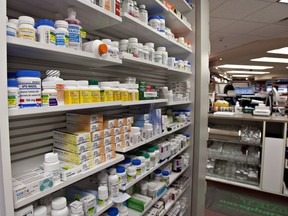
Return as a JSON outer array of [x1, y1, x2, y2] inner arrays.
[[226, 71, 270, 75], [278, 0, 288, 3], [267, 47, 288, 55], [218, 64, 273, 70], [232, 75, 253, 77], [251, 57, 288, 63]]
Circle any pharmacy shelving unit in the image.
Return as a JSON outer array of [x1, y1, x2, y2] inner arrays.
[[0, 0, 210, 215], [207, 114, 288, 197]]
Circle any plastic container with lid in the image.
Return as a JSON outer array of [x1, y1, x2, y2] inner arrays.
[[55, 20, 69, 47], [120, 39, 129, 53], [43, 152, 61, 184], [63, 80, 80, 104], [147, 182, 157, 199], [118, 206, 128, 216], [100, 82, 113, 102], [130, 127, 141, 146], [147, 148, 156, 167], [173, 156, 183, 172], [98, 186, 109, 206], [131, 84, 139, 101], [77, 80, 91, 104], [145, 42, 155, 62], [89, 80, 101, 103], [98, 171, 108, 187], [65, 8, 82, 50], [117, 166, 127, 187], [35, 19, 56, 45], [152, 146, 160, 164], [7, 22, 17, 37], [108, 207, 119, 216], [127, 166, 137, 181], [142, 45, 149, 61], [83, 40, 108, 57], [128, 37, 138, 54], [132, 159, 142, 175], [122, 0, 131, 14], [148, 16, 160, 31], [138, 43, 144, 59], [110, 81, 121, 101], [137, 156, 146, 173], [140, 180, 148, 196], [179, 114, 187, 123], [143, 153, 150, 171], [139, 4, 148, 24], [7, 80, 19, 109], [9, 18, 19, 26], [157, 47, 168, 65], [42, 81, 58, 106], [159, 16, 166, 32], [122, 157, 132, 168], [162, 170, 170, 185], [34, 206, 48, 216], [142, 123, 153, 140], [154, 51, 162, 64], [119, 84, 129, 102], [70, 201, 84, 216], [16, 70, 41, 108], [130, 43, 139, 58], [111, 41, 120, 59], [154, 169, 162, 181], [51, 197, 69, 216], [108, 172, 119, 197], [8, 72, 17, 80], [185, 134, 191, 144], [102, 39, 113, 57], [133, 1, 139, 18], [18, 16, 35, 40]]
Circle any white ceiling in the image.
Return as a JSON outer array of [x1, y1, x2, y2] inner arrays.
[[210, 0, 288, 58]]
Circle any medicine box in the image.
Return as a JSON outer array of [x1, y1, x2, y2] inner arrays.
[[82, 159, 94, 171], [60, 161, 83, 181], [115, 133, 124, 143], [116, 139, 130, 149], [123, 124, 132, 133], [81, 194, 97, 216], [53, 130, 90, 145], [14, 205, 33, 216], [115, 117, 127, 127], [154, 181, 167, 198], [12, 168, 54, 203], [114, 126, 124, 135], [93, 155, 105, 165], [54, 148, 92, 165], [66, 121, 103, 133], [104, 128, 114, 138], [91, 130, 104, 141], [104, 119, 117, 129], [127, 193, 152, 212], [134, 114, 151, 121], [91, 139, 105, 149], [53, 140, 92, 154], [106, 151, 116, 161], [133, 120, 150, 128], [66, 113, 103, 123], [103, 136, 115, 146]]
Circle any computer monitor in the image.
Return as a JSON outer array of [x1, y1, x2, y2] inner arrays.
[[234, 87, 254, 95]]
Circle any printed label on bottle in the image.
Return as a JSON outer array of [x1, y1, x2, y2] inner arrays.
[[50, 31, 56, 45], [64, 90, 79, 104], [98, 198, 105, 206], [18, 81, 41, 108], [110, 182, 119, 197], [68, 24, 81, 49], [100, 90, 106, 102], [7, 31, 16, 37], [8, 91, 17, 108], [118, 176, 127, 186], [121, 91, 128, 102], [128, 92, 133, 101], [18, 28, 35, 40], [56, 33, 69, 47], [91, 90, 100, 102], [136, 168, 141, 175], [80, 90, 91, 104], [106, 90, 113, 101], [80, 28, 86, 38]]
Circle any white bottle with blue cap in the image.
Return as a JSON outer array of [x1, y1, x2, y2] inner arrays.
[[7, 79, 19, 109]]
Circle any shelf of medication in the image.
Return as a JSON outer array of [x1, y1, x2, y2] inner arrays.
[[167, 101, 192, 106], [116, 122, 191, 153], [119, 144, 191, 191], [7, 37, 122, 68], [122, 99, 168, 106], [167, 67, 192, 75], [101, 12, 192, 56], [14, 154, 124, 209], [96, 200, 114, 216], [167, 166, 189, 187], [136, 0, 192, 34], [173, 0, 193, 13], [206, 175, 261, 191], [127, 171, 189, 216], [162, 184, 189, 215], [7, 0, 122, 32]]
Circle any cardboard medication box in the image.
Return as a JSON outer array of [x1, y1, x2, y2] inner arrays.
[[53, 130, 90, 145], [66, 113, 103, 123], [116, 139, 130, 149], [66, 121, 103, 133], [103, 119, 117, 129], [54, 148, 92, 165], [103, 136, 115, 146], [104, 128, 114, 138], [82, 159, 94, 171], [60, 161, 83, 181], [91, 130, 104, 141], [53, 140, 92, 154], [12, 168, 54, 203]]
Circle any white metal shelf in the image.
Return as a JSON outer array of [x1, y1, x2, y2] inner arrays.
[[167, 166, 189, 187], [7, 37, 122, 67], [206, 176, 261, 191], [168, 67, 192, 75], [7, 0, 122, 32], [96, 200, 114, 216], [137, 0, 192, 35], [167, 101, 192, 106], [14, 154, 124, 209], [100, 13, 192, 56], [116, 122, 191, 152], [122, 99, 168, 106], [173, 0, 193, 13], [120, 144, 191, 191]]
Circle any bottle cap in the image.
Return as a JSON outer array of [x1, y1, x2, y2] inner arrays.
[[45, 70, 60, 78], [44, 152, 59, 163], [55, 20, 68, 29], [137, 156, 145, 162], [98, 44, 108, 55], [144, 123, 152, 129], [162, 170, 170, 176], [35, 19, 55, 28], [116, 166, 126, 173], [89, 80, 99, 85], [51, 197, 67, 210], [108, 207, 119, 216], [147, 148, 155, 153], [139, 4, 146, 9], [145, 42, 154, 48], [159, 16, 165, 20], [143, 153, 150, 159], [132, 159, 141, 166], [154, 169, 162, 175], [77, 80, 89, 87], [109, 167, 117, 175], [123, 158, 132, 164], [131, 127, 140, 133], [8, 80, 18, 87], [148, 16, 160, 21], [34, 206, 47, 216], [16, 70, 41, 78], [102, 39, 112, 45], [127, 166, 136, 173], [8, 72, 17, 79], [157, 47, 166, 52], [129, 37, 138, 43], [118, 206, 128, 214], [18, 16, 35, 25]]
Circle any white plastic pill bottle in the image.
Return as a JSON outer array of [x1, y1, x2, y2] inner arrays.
[[18, 16, 35, 40], [55, 20, 69, 47], [51, 197, 69, 216]]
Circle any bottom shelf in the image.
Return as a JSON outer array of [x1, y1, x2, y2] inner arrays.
[[206, 175, 260, 191]]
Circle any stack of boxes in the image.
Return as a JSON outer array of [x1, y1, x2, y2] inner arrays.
[[170, 81, 191, 102]]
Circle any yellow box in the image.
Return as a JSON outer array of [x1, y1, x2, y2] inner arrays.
[[66, 113, 103, 123], [53, 148, 92, 165], [53, 140, 92, 154], [104, 128, 115, 138], [66, 121, 103, 133], [53, 130, 90, 145], [91, 130, 104, 141], [116, 139, 130, 149], [91, 139, 105, 149], [114, 133, 124, 143], [104, 119, 117, 129], [93, 155, 106, 165], [104, 136, 115, 146], [114, 126, 124, 135], [82, 159, 94, 171]]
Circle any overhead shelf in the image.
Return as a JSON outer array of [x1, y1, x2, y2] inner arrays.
[[137, 0, 192, 35], [167, 101, 191, 106], [122, 99, 168, 106], [7, 0, 122, 32], [7, 37, 122, 67], [100, 13, 192, 56], [14, 154, 124, 209]]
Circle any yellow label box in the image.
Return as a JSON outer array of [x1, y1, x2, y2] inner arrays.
[[91, 130, 104, 141], [91, 139, 105, 149], [66, 113, 103, 123], [53, 140, 92, 154], [54, 148, 92, 165], [53, 130, 90, 145], [104, 128, 115, 138], [66, 121, 103, 133]]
